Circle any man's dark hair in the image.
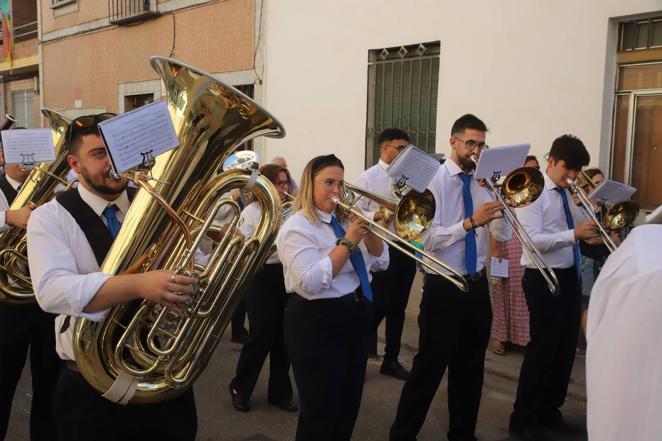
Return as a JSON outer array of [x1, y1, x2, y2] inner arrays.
[[378, 128, 410, 145], [548, 134, 590, 171], [67, 124, 101, 156], [450, 114, 488, 136]]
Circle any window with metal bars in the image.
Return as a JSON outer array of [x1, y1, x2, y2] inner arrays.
[[619, 17, 662, 51], [365, 41, 440, 167], [51, 0, 76, 8]]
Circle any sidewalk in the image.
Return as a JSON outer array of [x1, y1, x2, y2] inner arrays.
[[391, 273, 586, 403]]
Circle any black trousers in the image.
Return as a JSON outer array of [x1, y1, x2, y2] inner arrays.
[[510, 267, 581, 429], [231, 263, 292, 403], [0, 302, 61, 441], [231, 299, 248, 339], [53, 367, 198, 441], [390, 273, 492, 441], [284, 292, 371, 441], [371, 247, 417, 360]]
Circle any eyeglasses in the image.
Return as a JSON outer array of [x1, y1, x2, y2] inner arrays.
[[67, 113, 116, 149], [454, 137, 488, 151], [274, 179, 291, 187], [385, 143, 409, 152], [317, 179, 344, 190]]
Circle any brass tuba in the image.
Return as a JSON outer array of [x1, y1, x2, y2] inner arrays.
[[72, 56, 285, 404], [0, 109, 72, 303]]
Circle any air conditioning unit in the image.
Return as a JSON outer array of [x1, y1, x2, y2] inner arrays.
[[109, 0, 159, 25]]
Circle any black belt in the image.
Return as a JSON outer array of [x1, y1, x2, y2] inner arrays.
[[425, 268, 486, 283], [64, 360, 80, 372], [464, 268, 486, 282], [353, 286, 366, 303]]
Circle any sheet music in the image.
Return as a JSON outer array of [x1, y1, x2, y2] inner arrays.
[[474, 144, 530, 180], [0, 128, 56, 164], [98, 100, 179, 174], [490, 257, 509, 278], [386, 145, 440, 193], [589, 180, 636, 205]]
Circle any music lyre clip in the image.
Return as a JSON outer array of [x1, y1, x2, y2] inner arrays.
[[20, 153, 37, 171]]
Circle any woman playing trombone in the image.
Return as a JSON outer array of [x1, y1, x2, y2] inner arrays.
[[276, 154, 388, 441]]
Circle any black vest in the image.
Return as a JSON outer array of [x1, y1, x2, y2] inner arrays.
[[0, 175, 19, 206], [55, 187, 137, 266], [55, 186, 136, 334]]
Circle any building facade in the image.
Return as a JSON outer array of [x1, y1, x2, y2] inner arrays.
[[38, 0, 265, 146], [0, 0, 39, 128], [261, 0, 662, 212]]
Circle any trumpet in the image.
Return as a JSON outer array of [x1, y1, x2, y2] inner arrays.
[[333, 183, 469, 292], [566, 171, 639, 253], [471, 155, 560, 295]]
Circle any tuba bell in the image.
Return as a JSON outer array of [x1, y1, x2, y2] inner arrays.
[[0, 109, 72, 303], [72, 56, 285, 404]]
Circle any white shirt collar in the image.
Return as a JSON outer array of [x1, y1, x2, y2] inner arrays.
[[77, 183, 130, 217], [378, 159, 390, 170], [544, 172, 560, 191], [5, 175, 22, 190], [315, 207, 336, 224], [444, 157, 470, 177]]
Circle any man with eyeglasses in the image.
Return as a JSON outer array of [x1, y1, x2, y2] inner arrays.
[[0, 141, 60, 441], [390, 114, 510, 441], [355, 128, 415, 381], [27, 113, 198, 441]]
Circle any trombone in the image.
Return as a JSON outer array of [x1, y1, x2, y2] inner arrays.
[[566, 171, 639, 253], [333, 183, 469, 292], [471, 156, 560, 295]]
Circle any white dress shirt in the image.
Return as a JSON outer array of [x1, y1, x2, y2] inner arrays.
[[354, 159, 396, 233], [276, 208, 389, 300], [27, 184, 131, 361], [0, 175, 23, 231], [240, 201, 279, 264], [421, 158, 510, 276], [586, 225, 662, 441], [515, 173, 583, 269]]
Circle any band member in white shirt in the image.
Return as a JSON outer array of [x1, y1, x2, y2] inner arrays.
[[229, 164, 296, 413], [355, 128, 415, 380], [0, 147, 60, 441], [27, 114, 198, 441], [390, 114, 510, 441], [510, 135, 598, 440], [587, 206, 662, 441], [277, 154, 389, 441]]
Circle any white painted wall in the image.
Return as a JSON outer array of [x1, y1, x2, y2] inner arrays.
[[260, 0, 662, 182]]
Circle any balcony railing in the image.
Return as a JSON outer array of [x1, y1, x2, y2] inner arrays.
[[109, 0, 159, 25]]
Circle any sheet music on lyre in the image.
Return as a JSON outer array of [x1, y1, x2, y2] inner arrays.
[[386, 145, 440, 193], [589, 180, 636, 205], [0, 128, 56, 165], [474, 144, 530, 180], [98, 100, 179, 174]]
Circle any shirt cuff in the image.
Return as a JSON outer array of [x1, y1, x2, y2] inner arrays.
[[0, 211, 8, 231], [451, 220, 467, 239], [562, 229, 577, 246], [76, 273, 113, 322]]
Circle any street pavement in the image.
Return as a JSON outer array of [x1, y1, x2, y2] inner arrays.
[[6, 274, 587, 440]]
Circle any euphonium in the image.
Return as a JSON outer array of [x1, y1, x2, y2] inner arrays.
[[0, 109, 72, 303], [72, 56, 285, 404]]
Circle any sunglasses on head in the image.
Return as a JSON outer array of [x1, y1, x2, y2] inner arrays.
[[67, 113, 116, 149]]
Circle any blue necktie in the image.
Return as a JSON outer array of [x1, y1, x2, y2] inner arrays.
[[459, 173, 477, 276], [102, 205, 122, 239], [329, 215, 373, 302], [554, 187, 581, 280]]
